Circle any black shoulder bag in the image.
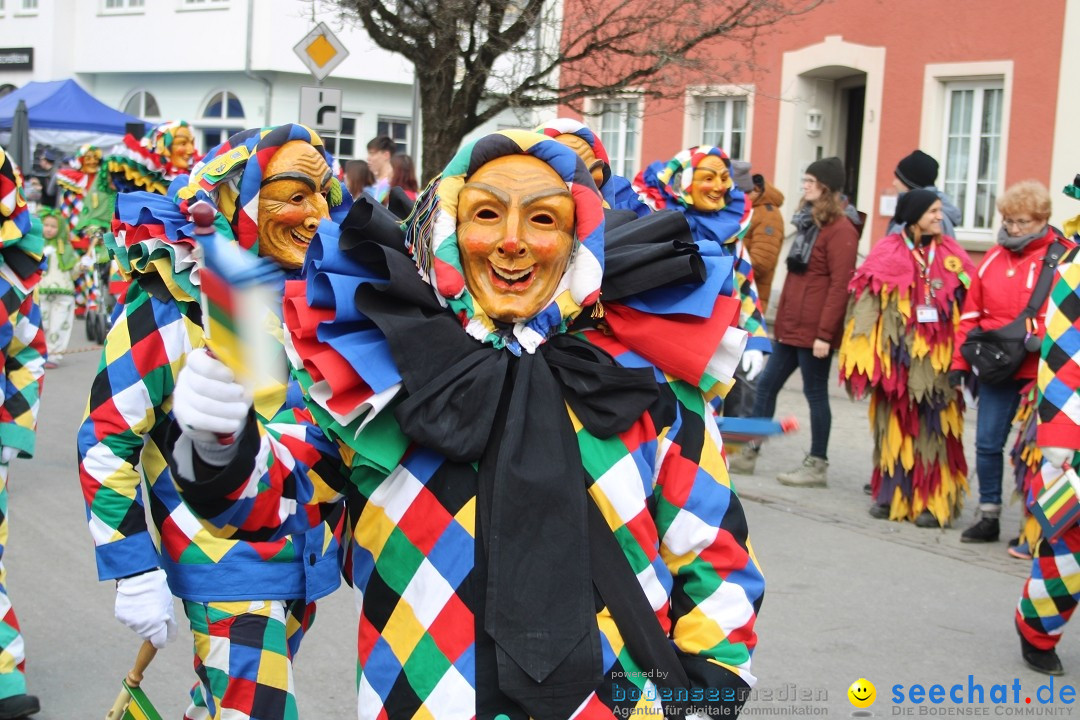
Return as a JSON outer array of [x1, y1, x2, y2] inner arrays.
[[960, 239, 1066, 385]]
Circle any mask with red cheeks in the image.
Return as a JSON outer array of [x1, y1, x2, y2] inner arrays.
[[256, 141, 332, 269], [456, 154, 576, 323]]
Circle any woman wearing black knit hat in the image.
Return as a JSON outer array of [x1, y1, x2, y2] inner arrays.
[[729, 157, 862, 487], [838, 188, 976, 527]]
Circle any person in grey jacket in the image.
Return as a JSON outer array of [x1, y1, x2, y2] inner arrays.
[[887, 150, 962, 238]]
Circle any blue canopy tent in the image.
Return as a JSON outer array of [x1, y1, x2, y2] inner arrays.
[[0, 79, 146, 153]]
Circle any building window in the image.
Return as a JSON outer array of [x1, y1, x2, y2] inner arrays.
[[598, 99, 640, 179], [701, 98, 747, 159], [942, 82, 1004, 231], [180, 0, 228, 6], [322, 114, 359, 160], [18, 0, 36, 11], [103, 0, 144, 9], [122, 90, 160, 120], [199, 90, 245, 149], [376, 118, 410, 155]]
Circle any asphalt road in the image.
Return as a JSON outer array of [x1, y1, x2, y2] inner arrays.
[[10, 335, 1072, 719]]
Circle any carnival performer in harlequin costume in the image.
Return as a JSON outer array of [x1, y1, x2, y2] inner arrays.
[[0, 147, 49, 720], [838, 189, 975, 527], [1014, 177, 1080, 676], [536, 118, 650, 217], [77, 125, 348, 720], [36, 207, 78, 368], [165, 130, 763, 720], [58, 145, 114, 317], [101, 120, 200, 196], [633, 146, 770, 397]]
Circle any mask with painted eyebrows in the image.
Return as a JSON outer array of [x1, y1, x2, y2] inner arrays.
[[456, 154, 576, 323], [256, 140, 332, 269]]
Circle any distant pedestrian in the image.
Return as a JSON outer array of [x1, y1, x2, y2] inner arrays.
[[742, 169, 785, 314], [37, 208, 78, 368], [887, 150, 961, 239], [839, 189, 975, 527], [388, 153, 419, 201], [344, 159, 376, 200], [365, 135, 395, 202], [729, 157, 862, 487]]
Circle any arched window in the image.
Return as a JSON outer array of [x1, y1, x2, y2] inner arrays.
[[199, 90, 246, 149], [121, 90, 160, 120]]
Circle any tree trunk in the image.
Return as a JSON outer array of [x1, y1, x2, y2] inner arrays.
[[417, 70, 470, 185]]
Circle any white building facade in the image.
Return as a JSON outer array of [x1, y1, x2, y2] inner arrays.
[[0, 0, 530, 174]]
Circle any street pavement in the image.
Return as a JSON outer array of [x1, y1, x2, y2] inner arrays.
[[12, 337, 1075, 718]]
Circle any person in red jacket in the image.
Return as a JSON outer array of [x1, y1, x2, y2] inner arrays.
[[950, 180, 1075, 543], [729, 157, 862, 486]]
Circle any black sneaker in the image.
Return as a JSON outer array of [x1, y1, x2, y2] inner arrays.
[[0, 694, 39, 720], [915, 510, 943, 528], [863, 483, 872, 496], [961, 516, 999, 543], [868, 503, 890, 519], [1020, 636, 1065, 676]]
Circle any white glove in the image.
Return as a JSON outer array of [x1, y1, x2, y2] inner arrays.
[[42, 245, 56, 258], [78, 253, 95, 270], [0, 447, 18, 465], [173, 348, 251, 450], [1042, 446, 1075, 470], [114, 568, 177, 649], [741, 349, 765, 382]]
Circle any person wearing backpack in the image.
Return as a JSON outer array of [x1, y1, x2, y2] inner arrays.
[[950, 181, 1076, 543]]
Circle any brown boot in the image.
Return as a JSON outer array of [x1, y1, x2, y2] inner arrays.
[[728, 444, 759, 475], [776, 455, 828, 488]]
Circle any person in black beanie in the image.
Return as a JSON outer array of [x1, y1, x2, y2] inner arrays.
[[889, 150, 962, 238], [838, 188, 975, 527]]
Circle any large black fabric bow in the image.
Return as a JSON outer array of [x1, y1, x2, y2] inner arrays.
[[348, 240, 658, 720]]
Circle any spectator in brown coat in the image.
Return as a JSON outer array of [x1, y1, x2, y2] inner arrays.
[[745, 173, 786, 314], [728, 157, 862, 487]]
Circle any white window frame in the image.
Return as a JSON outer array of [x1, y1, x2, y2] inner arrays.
[[941, 81, 1003, 234], [322, 112, 361, 161], [194, 88, 246, 149], [376, 117, 411, 155], [683, 85, 753, 160], [177, 0, 229, 10], [587, 95, 644, 180], [920, 61, 1012, 247], [15, 0, 37, 15], [120, 89, 160, 120], [101, 0, 144, 13]]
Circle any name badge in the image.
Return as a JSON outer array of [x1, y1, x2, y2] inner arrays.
[[916, 305, 939, 324]]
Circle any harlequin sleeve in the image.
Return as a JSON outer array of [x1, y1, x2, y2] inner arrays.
[[0, 290, 45, 457], [169, 389, 352, 541], [733, 241, 771, 352], [76, 283, 199, 579], [1037, 255, 1080, 448], [652, 383, 764, 694]]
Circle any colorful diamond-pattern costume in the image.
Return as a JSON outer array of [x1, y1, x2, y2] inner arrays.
[[0, 146, 47, 701], [77, 125, 347, 720], [1016, 230, 1080, 650], [169, 131, 762, 719], [838, 231, 975, 525]]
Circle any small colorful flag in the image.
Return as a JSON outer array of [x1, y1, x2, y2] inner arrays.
[[718, 415, 799, 445], [105, 641, 162, 720], [192, 202, 285, 393], [1032, 466, 1080, 544]]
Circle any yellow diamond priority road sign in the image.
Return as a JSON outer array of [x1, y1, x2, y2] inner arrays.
[[293, 22, 350, 81]]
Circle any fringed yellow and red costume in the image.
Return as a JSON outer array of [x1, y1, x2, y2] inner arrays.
[[839, 232, 976, 525]]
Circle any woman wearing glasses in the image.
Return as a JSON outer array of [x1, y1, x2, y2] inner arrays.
[[950, 181, 1074, 543]]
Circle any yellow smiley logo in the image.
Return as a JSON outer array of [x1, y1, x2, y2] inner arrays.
[[848, 678, 876, 708]]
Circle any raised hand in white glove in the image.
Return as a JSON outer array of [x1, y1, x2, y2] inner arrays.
[[78, 253, 95, 270], [173, 348, 251, 449], [1042, 446, 1075, 470], [741, 349, 766, 382], [115, 568, 177, 649], [0, 447, 18, 465], [41, 245, 56, 258]]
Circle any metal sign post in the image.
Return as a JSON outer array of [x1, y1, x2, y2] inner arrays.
[[299, 87, 343, 134]]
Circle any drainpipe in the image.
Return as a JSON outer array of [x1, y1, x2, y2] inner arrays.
[[245, 0, 273, 125]]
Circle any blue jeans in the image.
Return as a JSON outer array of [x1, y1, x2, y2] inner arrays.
[[974, 378, 1026, 506], [750, 342, 834, 460]]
